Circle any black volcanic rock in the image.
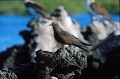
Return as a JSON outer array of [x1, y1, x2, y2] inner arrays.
[[0, 67, 18, 79], [35, 45, 87, 79]]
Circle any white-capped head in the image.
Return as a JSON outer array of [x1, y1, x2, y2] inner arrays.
[[56, 5, 64, 11], [86, 0, 95, 4], [24, 0, 32, 2]]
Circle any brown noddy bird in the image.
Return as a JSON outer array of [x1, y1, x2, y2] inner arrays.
[[86, 0, 111, 21], [25, 0, 51, 19], [49, 22, 92, 53], [86, 0, 118, 33]]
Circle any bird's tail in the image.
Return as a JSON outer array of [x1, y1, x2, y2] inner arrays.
[[81, 47, 90, 53], [80, 41, 92, 46], [90, 45, 98, 51], [76, 44, 90, 54]]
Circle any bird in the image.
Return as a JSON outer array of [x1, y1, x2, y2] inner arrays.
[[85, 0, 119, 34], [51, 6, 82, 39], [85, 0, 111, 21], [49, 22, 92, 53], [24, 0, 51, 19]]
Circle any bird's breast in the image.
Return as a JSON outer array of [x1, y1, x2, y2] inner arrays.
[[54, 31, 65, 44]]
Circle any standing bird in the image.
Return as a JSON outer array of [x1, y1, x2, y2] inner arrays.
[[86, 0, 119, 35], [49, 22, 92, 53], [86, 0, 111, 21], [51, 6, 83, 39], [24, 0, 51, 19]]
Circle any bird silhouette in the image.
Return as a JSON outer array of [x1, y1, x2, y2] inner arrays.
[[49, 22, 92, 53]]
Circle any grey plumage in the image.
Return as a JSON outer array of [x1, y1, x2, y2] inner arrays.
[[49, 22, 92, 53]]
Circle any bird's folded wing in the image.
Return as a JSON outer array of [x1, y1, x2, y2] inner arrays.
[[60, 31, 80, 44], [91, 3, 109, 16], [79, 41, 92, 46], [25, 2, 50, 17]]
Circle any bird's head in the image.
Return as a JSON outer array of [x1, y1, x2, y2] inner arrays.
[[86, 0, 95, 4], [24, 0, 34, 3], [48, 22, 59, 27], [56, 5, 64, 12], [48, 22, 62, 31]]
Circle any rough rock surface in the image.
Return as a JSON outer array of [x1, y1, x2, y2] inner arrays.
[[0, 67, 18, 79], [35, 45, 87, 79]]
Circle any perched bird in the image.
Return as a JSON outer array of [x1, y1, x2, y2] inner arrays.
[[86, 0, 119, 34], [49, 22, 92, 53], [86, 0, 111, 21], [51, 6, 84, 40], [24, 0, 51, 19]]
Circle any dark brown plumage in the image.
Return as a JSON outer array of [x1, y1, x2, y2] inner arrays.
[[25, 2, 51, 19], [49, 22, 92, 53], [91, 3, 111, 21]]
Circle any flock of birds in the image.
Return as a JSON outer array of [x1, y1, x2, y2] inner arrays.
[[24, 0, 118, 53]]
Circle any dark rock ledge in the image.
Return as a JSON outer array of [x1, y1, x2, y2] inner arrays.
[[35, 45, 87, 79], [0, 45, 87, 79]]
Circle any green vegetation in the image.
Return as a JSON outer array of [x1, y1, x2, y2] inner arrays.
[[0, 0, 119, 15]]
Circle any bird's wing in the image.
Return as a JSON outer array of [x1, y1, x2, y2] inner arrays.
[[25, 2, 51, 19], [91, 3, 111, 20], [60, 31, 80, 44], [80, 41, 92, 46], [60, 31, 91, 53]]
